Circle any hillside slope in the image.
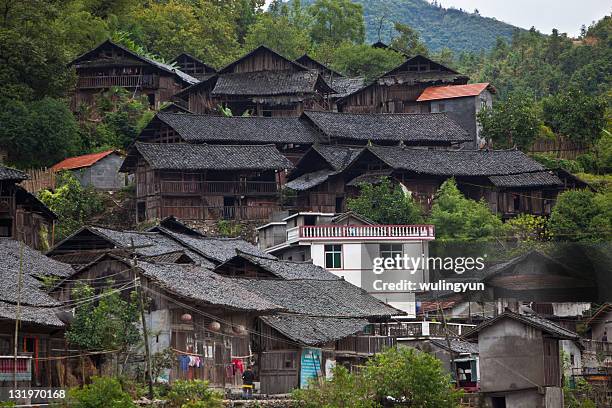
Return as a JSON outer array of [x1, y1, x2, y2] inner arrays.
[[302, 0, 523, 53]]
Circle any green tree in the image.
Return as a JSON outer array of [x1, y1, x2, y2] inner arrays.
[[328, 43, 404, 81], [243, 9, 311, 59], [548, 189, 612, 242], [347, 177, 423, 224], [389, 22, 428, 56], [595, 129, 612, 173], [364, 347, 462, 407], [0, 97, 81, 168], [429, 178, 504, 241], [65, 281, 141, 351], [308, 0, 365, 45], [477, 91, 541, 149], [38, 172, 105, 240], [293, 365, 378, 408], [541, 89, 607, 146]]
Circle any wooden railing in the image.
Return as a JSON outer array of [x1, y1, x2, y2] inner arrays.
[[77, 74, 159, 89], [157, 180, 279, 196], [336, 336, 396, 355], [583, 340, 612, 354], [0, 356, 32, 381], [299, 224, 435, 240], [160, 205, 278, 221]]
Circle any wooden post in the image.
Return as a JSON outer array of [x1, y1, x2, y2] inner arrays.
[[131, 238, 154, 399], [13, 240, 24, 389], [437, 301, 460, 388]]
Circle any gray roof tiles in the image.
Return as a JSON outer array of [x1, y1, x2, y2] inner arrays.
[[228, 251, 340, 280], [261, 315, 369, 346], [212, 70, 323, 96], [0, 165, 28, 181], [304, 111, 471, 143]]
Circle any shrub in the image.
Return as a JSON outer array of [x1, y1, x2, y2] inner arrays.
[[166, 380, 223, 408], [293, 365, 378, 408], [62, 377, 137, 408], [548, 189, 612, 242], [347, 177, 423, 224]]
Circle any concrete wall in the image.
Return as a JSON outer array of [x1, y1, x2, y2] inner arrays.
[[478, 318, 545, 393], [484, 390, 543, 408], [592, 309, 612, 341], [310, 240, 429, 315], [72, 153, 126, 190]]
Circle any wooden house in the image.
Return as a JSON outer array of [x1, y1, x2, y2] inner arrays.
[[51, 150, 126, 190], [70, 40, 198, 110], [50, 229, 398, 394], [174, 45, 335, 117], [464, 311, 580, 408], [337, 55, 469, 114], [287, 145, 576, 218], [136, 112, 320, 164], [170, 53, 216, 81], [120, 142, 293, 222], [0, 239, 73, 390], [0, 166, 56, 250]]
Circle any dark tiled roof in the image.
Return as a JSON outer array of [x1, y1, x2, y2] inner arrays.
[[137, 262, 282, 312], [285, 169, 336, 191], [489, 171, 562, 187], [463, 310, 579, 340], [346, 170, 393, 186], [0, 239, 69, 307], [239, 279, 398, 318], [430, 338, 478, 354], [155, 112, 319, 144], [122, 142, 293, 171], [368, 146, 547, 176], [261, 315, 368, 346], [312, 145, 363, 171], [225, 251, 340, 280], [156, 227, 274, 264], [212, 70, 322, 96], [0, 165, 28, 181], [304, 111, 471, 143], [0, 302, 64, 327], [141, 251, 194, 264], [294, 54, 344, 77], [330, 77, 365, 98]]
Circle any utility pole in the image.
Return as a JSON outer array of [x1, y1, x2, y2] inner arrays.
[[13, 239, 24, 389], [437, 301, 460, 388], [131, 239, 154, 399]]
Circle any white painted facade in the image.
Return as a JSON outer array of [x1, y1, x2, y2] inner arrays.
[[257, 212, 435, 317]]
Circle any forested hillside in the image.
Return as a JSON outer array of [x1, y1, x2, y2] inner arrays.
[[304, 0, 522, 52]]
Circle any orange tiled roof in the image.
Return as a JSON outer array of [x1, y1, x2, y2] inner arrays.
[[416, 83, 491, 102], [52, 150, 116, 171]]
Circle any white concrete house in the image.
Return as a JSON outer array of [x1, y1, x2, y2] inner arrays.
[[256, 212, 435, 316]]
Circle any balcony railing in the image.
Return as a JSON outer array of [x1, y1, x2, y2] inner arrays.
[[160, 205, 278, 221], [386, 321, 476, 338], [0, 356, 31, 381], [336, 335, 396, 355], [583, 340, 612, 354], [158, 180, 279, 196], [298, 224, 435, 241], [77, 74, 159, 89]]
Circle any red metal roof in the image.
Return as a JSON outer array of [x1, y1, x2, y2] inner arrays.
[[416, 83, 491, 102], [52, 150, 116, 171]]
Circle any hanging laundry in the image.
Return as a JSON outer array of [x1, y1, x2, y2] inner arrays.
[[232, 358, 244, 374], [225, 364, 235, 379], [179, 355, 190, 372]]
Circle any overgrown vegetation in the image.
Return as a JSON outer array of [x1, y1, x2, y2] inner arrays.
[[347, 177, 423, 225], [293, 347, 462, 408], [60, 376, 137, 408], [166, 380, 223, 408], [38, 172, 106, 240]]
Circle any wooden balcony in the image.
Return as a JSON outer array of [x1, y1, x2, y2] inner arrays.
[[297, 224, 435, 241], [583, 340, 612, 355], [77, 74, 159, 89], [336, 335, 396, 355], [160, 205, 278, 221], [141, 181, 280, 197]]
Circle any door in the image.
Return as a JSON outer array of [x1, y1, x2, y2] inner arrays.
[[259, 351, 299, 395]]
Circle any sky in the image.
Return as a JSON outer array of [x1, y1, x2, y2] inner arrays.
[[434, 0, 610, 36], [264, 1, 610, 37]]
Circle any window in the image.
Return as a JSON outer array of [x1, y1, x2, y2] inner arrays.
[[437, 102, 446, 112], [324, 245, 342, 269], [0, 219, 12, 237], [380, 244, 403, 268]]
